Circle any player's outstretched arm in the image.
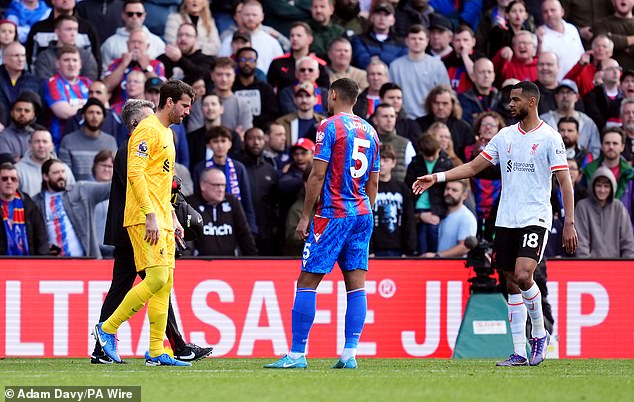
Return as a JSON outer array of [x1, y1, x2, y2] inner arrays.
[[555, 169, 578, 254], [412, 154, 491, 195]]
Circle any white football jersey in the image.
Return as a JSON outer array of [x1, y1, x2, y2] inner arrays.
[[481, 121, 568, 230]]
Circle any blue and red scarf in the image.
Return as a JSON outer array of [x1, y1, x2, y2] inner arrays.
[[2, 192, 29, 256]]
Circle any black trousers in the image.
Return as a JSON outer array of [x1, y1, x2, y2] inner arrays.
[[92, 244, 186, 356]]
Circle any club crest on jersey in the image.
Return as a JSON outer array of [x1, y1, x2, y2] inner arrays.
[[136, 141, 148, 158], [316, 130, 325, 143], [530, 144, 539, 155], [313, 216, 329, 243], [507, 143, 512, 154]]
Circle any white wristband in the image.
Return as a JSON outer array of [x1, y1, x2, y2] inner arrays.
[[435, 172, 446, 183]]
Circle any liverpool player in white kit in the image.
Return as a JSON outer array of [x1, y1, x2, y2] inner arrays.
[[413, 81, 577, 366]]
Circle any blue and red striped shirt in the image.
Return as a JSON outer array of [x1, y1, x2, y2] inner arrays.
[[314, 112, 380, 218]]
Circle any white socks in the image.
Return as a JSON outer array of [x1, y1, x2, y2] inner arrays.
[[521, 283, 546, 338], [508, 294, 528, 358], [340, 347, 356, 362]]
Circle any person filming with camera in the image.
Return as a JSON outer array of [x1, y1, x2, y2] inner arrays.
[[413, 81, 577, 367]]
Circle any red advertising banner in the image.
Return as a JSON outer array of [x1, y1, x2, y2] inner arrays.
[[0, 259, 632, 358]]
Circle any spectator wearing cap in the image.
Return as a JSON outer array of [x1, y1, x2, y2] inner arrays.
[[102, 28, 166, 105], [389, 24, 450, 119], [458, 57, 500, 125], [428, 0, 482, 31], [276, 81, 327, 147], [218, 0, 284, 74], [233, 47, 279, 130], [4, 1, 50, 44], [99, 0, 165, 72], [226, 29, 268, 84], [24, 0, 100, 69], [278, 56, 330, 115], [164, 0, 221, 57], [492, 30, 538, 86], [309, 0, 346, 59], [0, 91, 39, 161], [278, 137, 314, 227], [15, 127, 76, 197], [158, 23, 215, 83], [0, 42, 40, 129], [565, 35, 614, 98], [143, 77, 162, 110], [592, 0, 634, 70], [325, 37, 368, 89], [44, 45, 92, 149], [0, 161, 49, 256], [0, 20, 17, 65], [58, 98, 117, 181], [350, 2, 407, 69], [540, 79, 601, 158], [427, 13, 454, 59], [32, 15, 99, 82], [191, 125, 257, 234], [393, 0, 433, 38], [536, 0, 584, 81], [584, 58, 624, 131], [267, 22, 330, 94]]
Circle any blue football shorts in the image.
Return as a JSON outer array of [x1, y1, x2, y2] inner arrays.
[[301, 213, 373, 274]]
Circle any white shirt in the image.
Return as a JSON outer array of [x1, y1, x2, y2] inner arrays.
[[100, 26, 166, 73], [481, 120, 568, 230], [540, 21, 585, 81]]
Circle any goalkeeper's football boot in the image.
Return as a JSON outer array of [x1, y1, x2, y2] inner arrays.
[[496, 354, 529, 366], [263, 355, 308, 369], [145, 351, 192, 366], [93, 323, 122, 363], [529, 332, 551, 366], [332, 357, 358, 369]]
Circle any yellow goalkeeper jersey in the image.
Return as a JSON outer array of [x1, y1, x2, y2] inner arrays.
[[123, 114, 175, 230]]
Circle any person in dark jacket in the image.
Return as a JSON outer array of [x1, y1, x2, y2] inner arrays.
[[394, 0, 433, 38], [371, 145, 416, 256], [0, 43, 40, 128], [350, 2, 407, 69], [0, 162, 48, 256], [157, 22, 215, 83], [188, 167, 258, 256], [404, 133, 454, 254], [238, 127, 280, 255], [458, 58, 500, 125], [91, 99, 213, 365], [415, 85, 474, 161]]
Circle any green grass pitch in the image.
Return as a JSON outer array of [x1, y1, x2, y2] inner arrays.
[[1, 358, 633, 402]]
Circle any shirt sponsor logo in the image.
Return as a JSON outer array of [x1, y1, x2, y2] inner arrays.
[[203, 223, 233, 236], [506, 160, 536, 173]]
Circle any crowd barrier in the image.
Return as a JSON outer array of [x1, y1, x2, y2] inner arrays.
[[1, 258, 632, 358]]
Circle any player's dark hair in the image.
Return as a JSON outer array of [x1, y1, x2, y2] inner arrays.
[[330, 78, 359, 105], [512, 81, 541, 103], [158, 80, 195, 109], [379, 82, 402, 99], [417, 132, 440, 157], [205, 125, 232, 143], [557, 116, 579, 132]]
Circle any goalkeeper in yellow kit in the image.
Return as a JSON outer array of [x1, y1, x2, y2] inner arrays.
[[94, 80, 195, 366]]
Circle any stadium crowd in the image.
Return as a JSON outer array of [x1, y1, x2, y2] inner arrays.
[[1, 0, 633, 259]]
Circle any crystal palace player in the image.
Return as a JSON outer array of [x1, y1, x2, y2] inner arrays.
[[265, 78, 380, 369], [413, 81, 577, 367]]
